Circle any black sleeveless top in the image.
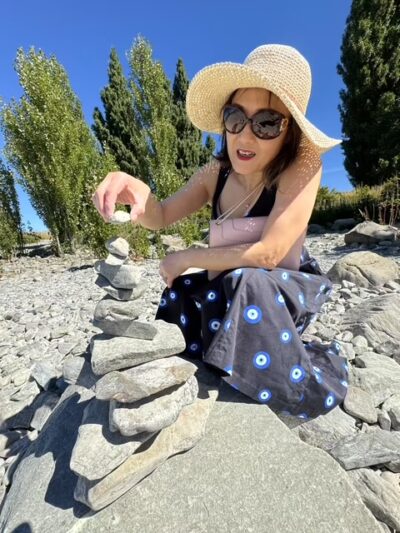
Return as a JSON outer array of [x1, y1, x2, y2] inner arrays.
[[211, 165, 277, 220]]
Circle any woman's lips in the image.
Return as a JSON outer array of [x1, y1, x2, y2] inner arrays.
[[237, 149, 256, 161]]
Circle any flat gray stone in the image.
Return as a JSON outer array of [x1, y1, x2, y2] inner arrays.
[[90, 320, 186, 375], [70, 396, 157, 481], [75, 370, 219, 511], [105, 237, 129, 258], [93, 295, 142, 321], [92, 318, 158, 340], [95, 274, 148, 301], [109, 375, 199, 436], [93, 261, 143, 290], [0, 376, 384, 533], [95, 356, 198, 403]]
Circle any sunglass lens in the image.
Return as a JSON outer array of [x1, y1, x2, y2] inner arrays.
[[223, 107, 246, 134], [252, 110, 283, 139]]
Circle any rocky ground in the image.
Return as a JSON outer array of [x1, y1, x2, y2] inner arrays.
[[1, 226, 400, 531]]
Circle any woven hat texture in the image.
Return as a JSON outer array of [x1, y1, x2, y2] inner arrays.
[[186, 44, 342, 155]]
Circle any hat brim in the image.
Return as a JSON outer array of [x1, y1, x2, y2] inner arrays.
[[186, 62, 342, 155]]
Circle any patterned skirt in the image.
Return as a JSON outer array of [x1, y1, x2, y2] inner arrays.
[[155, 246, 349, 421]]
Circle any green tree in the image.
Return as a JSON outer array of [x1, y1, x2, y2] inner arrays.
[[0, 159, 23, 257], [0, 47, 118, 256], [127, 35, 182, 199], [92, 48, 148, 181], [171, 57, 216, 180], [337, 0, 400, 188]]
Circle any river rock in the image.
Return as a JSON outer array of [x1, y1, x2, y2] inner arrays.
[[90, 320, 186, 375], [95, 356, 198, 402], [109, 375, 199, 436]]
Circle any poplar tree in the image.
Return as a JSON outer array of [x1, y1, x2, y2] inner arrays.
[[337, 0, 400, 187], [127, 35, 181, 199], [92, 48, 147, 180], [0, 159, 23, 256], [171, 58, 216, 181], [0, 47, 117, 256]]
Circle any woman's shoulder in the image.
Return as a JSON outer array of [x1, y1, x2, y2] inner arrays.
[[201, 159, 230, 205]]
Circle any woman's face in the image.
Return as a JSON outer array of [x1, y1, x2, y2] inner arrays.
[[226, 88, 291, 177]]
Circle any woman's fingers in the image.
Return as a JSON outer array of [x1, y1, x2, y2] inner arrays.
[[91, 172, 146, 224]]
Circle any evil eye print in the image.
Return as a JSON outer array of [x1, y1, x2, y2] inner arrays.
[[169, 291, 178, 301], [253, 351, 271, 370], [258, 388, 272, 403], [290, 365, 306, 383], [281, 271, 290, 281], [159, 297, 167, 307], [183, 278, 192, 285], [280, 329, 292, 344], [224, 319, 232, 331], [224, 365, 233, 375], [313, 365, 321, 373], [206, 290, 218, 302], [180, 313, 188, 327], [324, 392, 336, 409], [340, 380, 348, 388], [243, 305, 262, 324], [319, 284, 326, 292], [188, 342, 201, 353], [275, 292, 286, 306], [233, 268, 243, 276], [208, 318, 221, 332], [298, 293, 305, 306], [334, 341, 341, 352]]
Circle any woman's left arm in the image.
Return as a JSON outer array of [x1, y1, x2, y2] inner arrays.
[[159, 143, 323, 287]]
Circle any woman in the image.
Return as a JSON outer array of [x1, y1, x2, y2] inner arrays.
[[92, 44, 349, 421]]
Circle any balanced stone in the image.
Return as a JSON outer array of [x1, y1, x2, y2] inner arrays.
[[74, 370, 220, 511], [70, 396, 157, 481], [95, 356, 198, 402], [105, 253, 127, 266], [108, 210, 131, 224], [95, 274, 148, 301], [105, 236, 129, 258], [94, 295, 142, 321], [90, 320, 186, 375], [109, 375, 199, 436], [92, 318, 158, 340], [93, 260, 142, 289], [93, 295, 158, 339]]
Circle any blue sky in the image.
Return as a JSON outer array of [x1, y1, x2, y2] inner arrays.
[[1, 0, 352, 232]]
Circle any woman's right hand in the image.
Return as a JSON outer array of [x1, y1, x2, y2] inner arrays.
[[91, 171, 149, 223]]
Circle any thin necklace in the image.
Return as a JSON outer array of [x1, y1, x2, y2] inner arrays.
[[216, 179, 265, 224]]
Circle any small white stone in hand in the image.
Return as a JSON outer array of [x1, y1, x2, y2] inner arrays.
[[108, 210, 131, 224]]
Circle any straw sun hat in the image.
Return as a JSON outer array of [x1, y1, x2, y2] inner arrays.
[[185, 44, 342, 155]]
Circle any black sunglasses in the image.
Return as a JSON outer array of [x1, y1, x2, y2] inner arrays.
[[222, 105, 290, 140]]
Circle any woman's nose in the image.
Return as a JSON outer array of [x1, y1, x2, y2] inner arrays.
[[239, 121, 257, 140]]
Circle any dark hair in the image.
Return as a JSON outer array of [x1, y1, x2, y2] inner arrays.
[[212, 88, 302, 190]]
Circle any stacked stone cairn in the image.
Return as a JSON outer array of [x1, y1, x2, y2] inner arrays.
[[68, 219, 219, 511]]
